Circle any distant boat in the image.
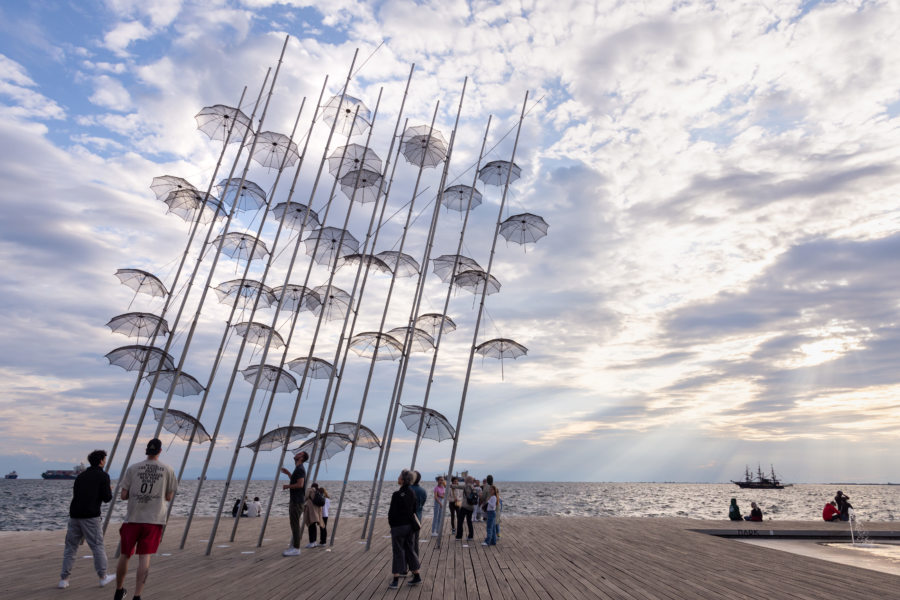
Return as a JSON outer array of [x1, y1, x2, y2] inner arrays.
[[41, 463, 86, 480], [4, 470, 17, 479], [732, 464, 785, 489]]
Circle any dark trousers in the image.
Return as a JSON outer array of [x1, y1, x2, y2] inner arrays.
[[289, 502, 303, 549], [449, 503, 459, 530], [455, 507, 474, 539], [390, 524, 420, 575], [319, 517, 328, 544]]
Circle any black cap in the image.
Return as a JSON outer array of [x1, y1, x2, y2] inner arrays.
[[146, 438, 162, 456]]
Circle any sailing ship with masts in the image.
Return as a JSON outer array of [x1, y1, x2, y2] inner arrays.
[[732, 464, 786, 489]]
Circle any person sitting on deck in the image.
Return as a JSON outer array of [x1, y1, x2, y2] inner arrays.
[[822, 500, 840, 522], [743, 501, 763, 521], [728, 498, 743, 521]]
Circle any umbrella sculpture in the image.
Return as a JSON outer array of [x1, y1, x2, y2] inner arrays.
[[247, 131, 300, 170], [216, 178, 267, 212], [311, 284, 352, 322], [211, 232, 270, 263], [214, 279, 276, 309], [387, 326, 435, 353], [150, 175, 196, 200], [499, 213, 549, 246], [115, 269, 168, 299], [106, 345, 175, 372], [244, 425, 314, 453], [474, 338, 528, 380], [376, 251, 419, 277], [349, 332, 404, 360], [399, 405, 455, 442], [106, 312, 169, 340], [453, 269, 501, 296], [303, 227, 359, 266], [415, 313, 456, 337], [286, 357, 335, 380], [401, 124, 448, 168], [145, 369, 205, 397], [327, 144, 382, 178], [441, 184, 483, 212], [151, 407, 211, 444], [431, 254, 481, 283], [331, 422, 381, 449], [273, 284, 321, 313], [293, 432, 353, 462], [477, 160, 522, 186], [163, 189, 225, 224], [340, 253, 392, 275], [234, 321, 285, 349], [240, 364, 298, 394], [270, 201, 321, 231], [339, 168, 383, 204], [195, 104, 252, 143], [321, 94, 372, 137]]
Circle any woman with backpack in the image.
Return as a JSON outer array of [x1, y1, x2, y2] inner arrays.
[[454, 476, 476, 541], [302, 483, 325, 548]]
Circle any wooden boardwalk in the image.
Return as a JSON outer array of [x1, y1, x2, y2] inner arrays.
[[2, 516, 898, 599]]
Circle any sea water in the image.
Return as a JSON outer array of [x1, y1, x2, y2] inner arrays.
[[1, 479, 898, 531]]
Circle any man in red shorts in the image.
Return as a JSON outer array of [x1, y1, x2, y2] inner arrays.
[[113, 438, 177, 600]]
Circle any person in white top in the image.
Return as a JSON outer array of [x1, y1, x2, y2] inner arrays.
[[247, 496, 262, 517], [318, 487, 330, 545]]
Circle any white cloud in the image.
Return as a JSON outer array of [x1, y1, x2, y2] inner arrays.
[[0, 55, 65, 120]]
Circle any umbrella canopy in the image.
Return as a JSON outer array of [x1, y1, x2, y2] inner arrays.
[[311, 284, 352, 322], [106, 345, 175, 372], [499, 213, 549, 245], [376, 251, 419, 277], [195, 104, 252, 143], [162, 189, 225, 224], [106, 312, 169, 340], [273, 284, 321, 313], [475, 337, 528, 379], [145, 369, 205, 397], [115, 269, 168, 298], [321, 94, 372, 137], [415, 313, 456, 337], [478, 160, 521, 186], [150, 175, 196, 200], [441, 184, 483, 212], [453, 269, 501, 296], [241, 364, 298, 394], [387, 326, 435, 353], [339, 168, 383, 204], [211, 232, 270, 263], [327, 144, 382, 178], [331, 422, 381, 449], [286, 357, 335, 380], [214, 279, 276, 309], [303, 227, 359, 266], [247, 131, 300, 169], [234, 321, 285, 349], [401, 124, 448, 168], [340, 253, 392, 275], [349, 332, 404, 361], [244, 425, 314, 452], [216, 178, 267, 212], [151, 406, 211, 443], [294, 432, 353, 461], [431, 254, 481, 283], [399, 405, 455, 442], [271, 201, 320, 231]]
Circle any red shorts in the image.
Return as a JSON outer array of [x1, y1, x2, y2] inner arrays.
[[119, 522, 164, 556]]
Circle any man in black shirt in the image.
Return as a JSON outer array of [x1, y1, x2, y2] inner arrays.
[[58, 449, 116, 589], [280, 450, 307, 556]]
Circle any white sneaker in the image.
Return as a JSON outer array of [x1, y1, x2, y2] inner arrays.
[[431, 532, 439, 536], [57, 579, 69, 589], [482, 542, 489, 546], [100, 574, 116, 587], [282, 547, 301, 556], [305, 542, 317, 548]]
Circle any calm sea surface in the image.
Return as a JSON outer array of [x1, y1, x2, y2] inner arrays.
[[2, 480, 898, 531]]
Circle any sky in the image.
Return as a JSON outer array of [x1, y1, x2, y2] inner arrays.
[[1, 0, 899, 485]]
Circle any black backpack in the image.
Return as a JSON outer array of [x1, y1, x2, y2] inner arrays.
[[466, 488, 479, 506], [312, 490, 326, 507]]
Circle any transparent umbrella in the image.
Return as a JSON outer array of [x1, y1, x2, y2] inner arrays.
[[294, 432, 353, 461], [247, 131, 300, 169], [106, 345, 175, 372], [106, 312, 169, 340], [453, 269, 501, 296], [332, 422, 381, 449], [388, 326, 435, 353], [150, 175, 196, 200], [114, 269, 168, 299], [321, 94, 371, 137], [441, 184, 482, 212], [271, 201, 320, 231], [415, 313, 456, 337], [211, 232, 270, 263], [376, 251, 419, 277], [399, 405, 455, 442], [431, 254, 481, 283], [474, 337, 528, 380], [499, 213, 549, 246], [241, 364, 298, 394], [214, 279, 276, 309], [216, 178, 267, 212], [234, 321, 285, 349], [340, 253, 392, 275], [145, 369, 205, 397], [244, 425, 313, 452], [478, 160, 521, 186], [339, 168, 383, 204], [327, 144, 382, 178], [349, 332, 404, 360], [273, 284, 321, 313], [311, 284, 352, 322], [286, 357, 335, 380], [303, 227, 359, 266], [151, 407, 211, 444], [401, 124, 448, 168], [195, 104, 252, 143]]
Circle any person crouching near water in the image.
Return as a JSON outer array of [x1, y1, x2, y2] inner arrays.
[[388, 469, 422, 589], [823, 500, 841, 522], [743, 501, 763, 521], [728, 498, 743, 521], [835, 490, 852, 521]]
